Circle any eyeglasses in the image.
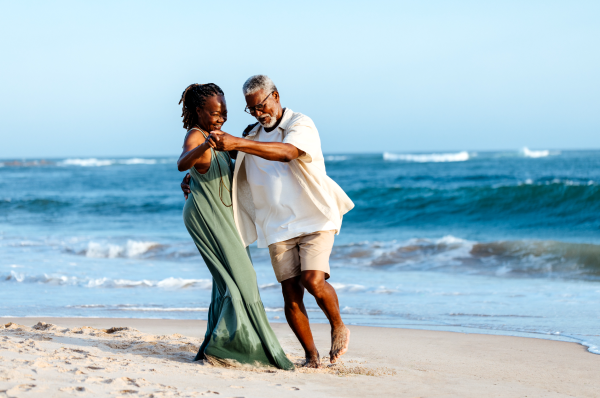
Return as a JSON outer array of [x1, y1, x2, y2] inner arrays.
[[244, 91, 274, 115]]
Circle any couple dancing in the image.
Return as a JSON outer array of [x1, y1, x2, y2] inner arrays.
[[177, 75, 354, 370]]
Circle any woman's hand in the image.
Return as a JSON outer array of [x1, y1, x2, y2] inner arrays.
[[207, 131, 241, 152], [204, 133, 217, 149]]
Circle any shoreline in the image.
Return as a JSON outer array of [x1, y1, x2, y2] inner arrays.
[[2, 314, 596, 354], [1, 317, 598, 397]]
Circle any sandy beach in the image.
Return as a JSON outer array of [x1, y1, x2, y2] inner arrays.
[[0, 318, 597, 397]]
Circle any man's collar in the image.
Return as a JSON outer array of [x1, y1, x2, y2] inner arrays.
[[276, 107, 293, 131], [244, 108, 292, 138]]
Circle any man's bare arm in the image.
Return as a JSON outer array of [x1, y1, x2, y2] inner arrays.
[[181, 173, 191, 200], [209, 131, 301, 162]]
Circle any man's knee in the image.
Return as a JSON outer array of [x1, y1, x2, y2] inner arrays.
[[301, 271, 325, 294], [281, 277, 303, 305]]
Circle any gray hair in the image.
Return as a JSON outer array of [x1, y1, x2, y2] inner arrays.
[[242, 75, 278, 96]]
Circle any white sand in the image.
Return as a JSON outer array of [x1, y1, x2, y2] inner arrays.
[[0, 317, 598, 397]]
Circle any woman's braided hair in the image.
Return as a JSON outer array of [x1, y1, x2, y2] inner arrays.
[[178, 83, 224, 130]]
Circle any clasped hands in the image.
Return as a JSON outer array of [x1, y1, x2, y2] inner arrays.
[[204, 131, 238, 152]]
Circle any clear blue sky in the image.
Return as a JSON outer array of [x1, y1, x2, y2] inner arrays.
[[1, 0, 599, 158]]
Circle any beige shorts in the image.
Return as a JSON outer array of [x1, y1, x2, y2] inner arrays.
[[268, 230, 335, 283]]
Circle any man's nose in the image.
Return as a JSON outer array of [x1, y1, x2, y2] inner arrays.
[[253, 109, 263, 117]]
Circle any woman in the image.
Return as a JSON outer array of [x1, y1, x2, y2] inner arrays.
[[177, 83, 294, 370]]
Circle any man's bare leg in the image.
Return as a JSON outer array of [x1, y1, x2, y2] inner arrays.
[[281, 276, 321, 368], [301, 270, 350, 363]]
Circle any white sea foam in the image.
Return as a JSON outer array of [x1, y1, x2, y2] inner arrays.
[[583, 340, 600, 355], [549, 178, 595, 186], [84, 278, 152, 288], [373, 286, 398, 294], [2, 271, 212, 290], [518, 178, 595, 187], [340, 306, 383, 315], [84, 240, 160, 258], [58, 158, 160, 167], [330, 283, 366, 293], [115, 307, 209, 312], [330, 236, 600, 283], [383, 151, 470, 163], [59, 158, 115, 167], [5, 271, 79, 285], [325, 155, 348, 162], [66, 304, 106, 308], [155, 277, 212, 289], [86, 277, 211, 289], [337, 235, 475, 268], [520, 147, 555, 158], [66, 304, 209, 312], [259, 283, 279, 290], [119, 158, 157, 165]]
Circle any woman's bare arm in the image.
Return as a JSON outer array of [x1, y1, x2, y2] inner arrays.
[[177, 130, 215, 173]]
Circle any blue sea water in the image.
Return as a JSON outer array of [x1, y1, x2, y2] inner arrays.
[[1, 149, 599, 354]]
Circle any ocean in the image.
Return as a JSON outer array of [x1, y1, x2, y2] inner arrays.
[[1, 148, 599, 355]]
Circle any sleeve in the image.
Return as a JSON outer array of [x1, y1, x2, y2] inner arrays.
[[282, 118, 322, 163]]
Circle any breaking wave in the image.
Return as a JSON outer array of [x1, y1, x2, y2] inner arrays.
[[331, 236, 600, 280], [2, 272, 213, 289], [346, 179, 600, 231], [5, 233, 600, 281], [78, 240, 161, 259]]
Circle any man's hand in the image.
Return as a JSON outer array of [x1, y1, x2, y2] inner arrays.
[[208, 131, 240, 152], [181, 173, 191, 200], [208, 129, 301, 163]]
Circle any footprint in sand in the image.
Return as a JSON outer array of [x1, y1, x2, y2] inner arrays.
[[7, 384, 36, 393]]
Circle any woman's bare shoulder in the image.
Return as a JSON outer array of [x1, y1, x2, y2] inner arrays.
[[182, 128, 205, 147]]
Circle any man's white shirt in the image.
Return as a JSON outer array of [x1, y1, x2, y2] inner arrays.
[[245, 124, 336, 248], [231, 108, 355, 248]]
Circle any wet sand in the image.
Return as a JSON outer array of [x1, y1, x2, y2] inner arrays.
[[0, 317, 598, 397]]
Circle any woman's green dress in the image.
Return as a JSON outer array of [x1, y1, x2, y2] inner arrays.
[[182, 139, 294, 370]]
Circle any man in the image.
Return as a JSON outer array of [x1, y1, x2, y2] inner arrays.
[[181, 75, 353, 368]]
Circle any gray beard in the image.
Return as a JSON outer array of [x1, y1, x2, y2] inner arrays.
[[258, 112, 277, 128]]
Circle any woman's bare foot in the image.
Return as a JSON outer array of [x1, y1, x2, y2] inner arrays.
[[330, 326, 350, 363], [303, 350, 321, 368]]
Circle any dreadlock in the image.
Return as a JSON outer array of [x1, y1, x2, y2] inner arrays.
[[178, 83, 225, 130]]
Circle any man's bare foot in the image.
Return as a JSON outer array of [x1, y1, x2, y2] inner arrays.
[[330, 325, 350, 363], [303, 351, 321, 368]]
